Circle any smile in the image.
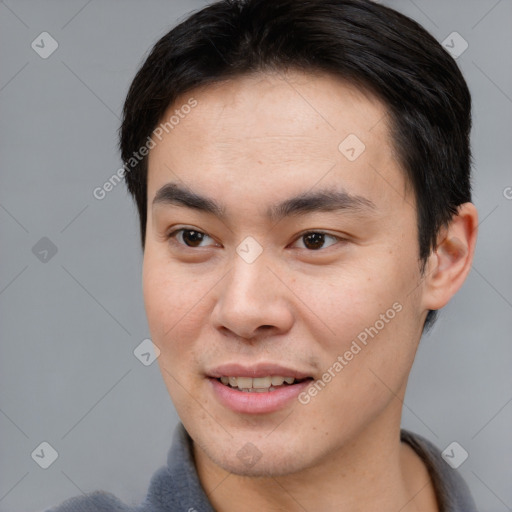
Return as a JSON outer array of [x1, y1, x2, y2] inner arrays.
[[217, 375, 309, 392]]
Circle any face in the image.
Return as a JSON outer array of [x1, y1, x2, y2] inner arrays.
[[143, 71, 430, 477]]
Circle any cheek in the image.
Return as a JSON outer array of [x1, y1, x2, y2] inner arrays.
[[143, 252, 203, 335], [142, 255, 211, 414], [294, 279, 418, 437], [142, 252, 222, 375], [293, 257, 408, 344], [291, 251, 421, 398], [142, 258, 190, 373]]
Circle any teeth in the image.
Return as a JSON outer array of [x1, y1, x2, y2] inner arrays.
[[237, 377, 253, 390], [253, 376, 272, 388], [218, 376, 298, 390]]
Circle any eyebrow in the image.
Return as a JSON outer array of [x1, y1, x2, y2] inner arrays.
[[152, 182, 377, 222]]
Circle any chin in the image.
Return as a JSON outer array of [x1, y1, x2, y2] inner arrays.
[[194, 428, 319, 478], [211, 447, 310, 478]]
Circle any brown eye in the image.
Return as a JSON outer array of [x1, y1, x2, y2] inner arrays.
[[294, 232, 340, 251], [181, 230, 205, 247], [303, 233, 325, 250], [168, 229, 215, 248]]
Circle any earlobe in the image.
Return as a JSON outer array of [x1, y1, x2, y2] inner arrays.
[[422, 202, 478, 311]]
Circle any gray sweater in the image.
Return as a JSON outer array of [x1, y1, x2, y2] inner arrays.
[[45, 424, 478, 512]]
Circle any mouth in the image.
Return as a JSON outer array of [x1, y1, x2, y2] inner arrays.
[[215, 375, 312, 393], [206, 365, 315, 414]]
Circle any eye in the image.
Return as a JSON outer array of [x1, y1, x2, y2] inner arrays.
[[291, 231, 342, 251], [167, 228, 344, 251], [167, 228, 219, 248]]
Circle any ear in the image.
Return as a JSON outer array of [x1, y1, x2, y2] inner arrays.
[[421, 202, 478, 311]]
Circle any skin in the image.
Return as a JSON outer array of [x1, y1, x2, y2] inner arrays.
[[143, 70, 478, 512]]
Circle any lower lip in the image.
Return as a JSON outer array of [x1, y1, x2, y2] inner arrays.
[[208, 377, 312, 414]]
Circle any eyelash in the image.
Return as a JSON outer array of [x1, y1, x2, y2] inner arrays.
[[166, 228, 345, 252]]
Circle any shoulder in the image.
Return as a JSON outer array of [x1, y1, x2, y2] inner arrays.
[[45, 423, 214, 512], [44, 490, 138, 512], [400, 429, 478, 512]]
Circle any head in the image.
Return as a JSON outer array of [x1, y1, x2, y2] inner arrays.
[[119, 0, 477, 477]]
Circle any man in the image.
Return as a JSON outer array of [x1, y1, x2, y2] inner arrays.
[[48, 0, 479, 510]]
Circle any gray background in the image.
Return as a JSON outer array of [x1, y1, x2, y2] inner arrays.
[[1, 0, 511, 511]]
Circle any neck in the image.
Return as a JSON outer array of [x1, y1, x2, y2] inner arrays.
[[193, 406, 438, 512]]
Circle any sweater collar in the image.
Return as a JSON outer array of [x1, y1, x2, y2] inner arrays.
[[145, 423, 476, 512]]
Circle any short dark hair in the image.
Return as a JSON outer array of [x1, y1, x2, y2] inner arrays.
[[119, 0, 472, 331]]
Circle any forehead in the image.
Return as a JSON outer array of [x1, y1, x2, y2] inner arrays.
[[147, 70, 410, 213]]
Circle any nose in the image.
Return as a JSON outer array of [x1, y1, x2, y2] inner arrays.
[[210, 251, 294, 341]]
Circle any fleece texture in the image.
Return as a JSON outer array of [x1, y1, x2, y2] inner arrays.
[[45, 423, 478, 512]]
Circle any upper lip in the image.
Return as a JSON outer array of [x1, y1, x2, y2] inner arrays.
[[207, 363, 313, 380]]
